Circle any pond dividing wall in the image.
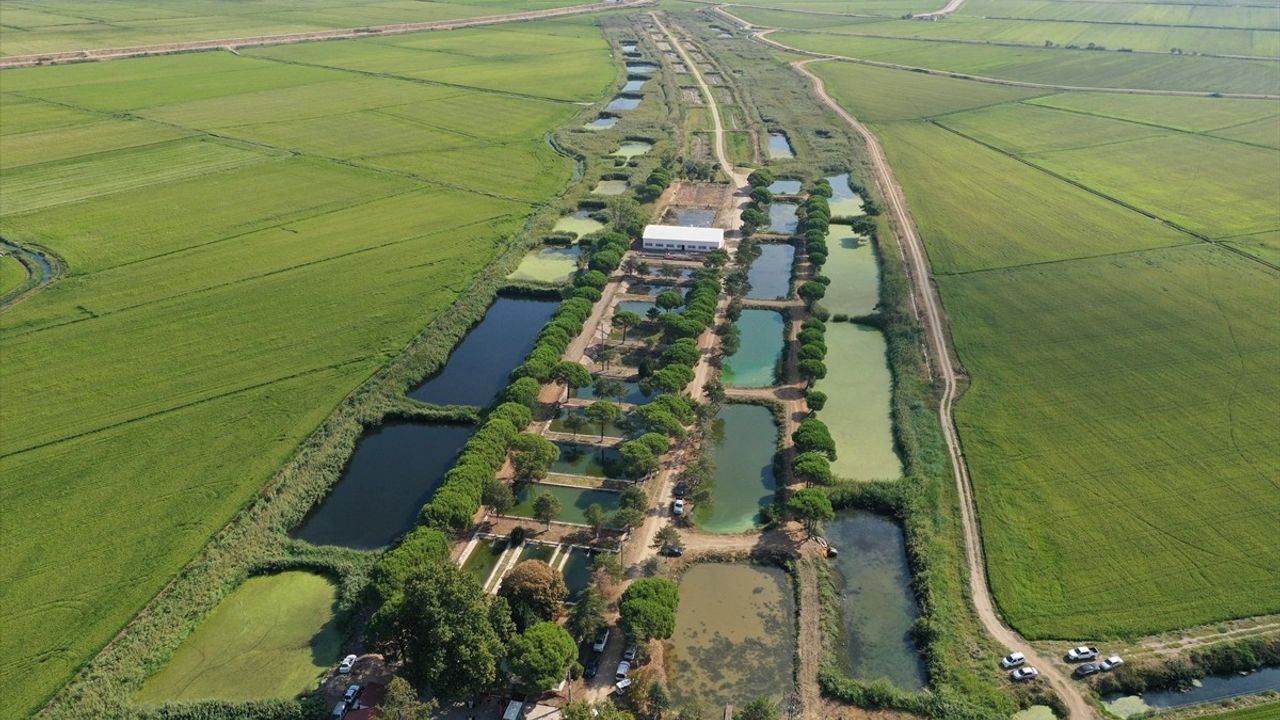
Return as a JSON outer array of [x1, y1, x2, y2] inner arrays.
[[294, 422, 474, 549], [723, 309, 784, 388], [408, 296, 558, 406], [826, 511, 927, 690], [745, 243, 794, 300], [671, 563, 795, 707], [697, 404, 777, 533]]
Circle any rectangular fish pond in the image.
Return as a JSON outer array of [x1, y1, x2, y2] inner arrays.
[[572, 379, 652, 405], [462, 536, 510, 590], [592, 179, 629, 195], [508, 482, 624, 523], [767, 132, 794, 159], [722, 309, 784, 388], [745, 243, 794, 300], [768, 202, 799, 234], [622, 78, 648, 92], [626, 62, 659, 75], [559, 546, 603, 603], [819, 226, 880, 317], [666, 207, 717, 227], [294, 422, 474, 549], [607, 94, 644, 111], [585, 114, 619, 130], [552, 209, 604, 237], [813, 323, 902, 481], [696, 404, 778, 534], [671, 563, 795, 707], [408, 296, 558, 406], [547, 405, 626, 438], [612, 140, 653, 158], [550, 442, 625, 477], [767, 178, 802, 195], [825, 510, 927, 690], [507, 246, 580, 284], [826, 173, 865, 218]]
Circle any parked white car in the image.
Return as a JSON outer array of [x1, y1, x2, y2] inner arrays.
[[1100, 655, 1124, 671], [1000, 652, 1026, 669], [615, 661, 631, 681], [672, 499, 685, 516], [338, 655, 358, 674], [1010, 667, 1040, 682], [1065, 646, 1100, 662], [593, 629, 610, 653]]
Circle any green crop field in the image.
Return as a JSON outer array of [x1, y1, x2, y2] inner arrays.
[[957, 0, 1280, 29], [739, 8, 1278, 57], [0, 254, 26, 296], [0, 0, 598, 56], [774, 32, 1280, 95], [1198, 702, 1280, 720], [0, 17, 612, 716], [808, 57, 1280, 638], [136, 572, 342, 703]]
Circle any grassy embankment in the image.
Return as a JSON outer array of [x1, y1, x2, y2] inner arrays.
[[807, 56, 1280, 640], [0, 18, 617, 718]]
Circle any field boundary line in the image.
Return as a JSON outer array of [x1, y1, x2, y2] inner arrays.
[[712, 5, 1280, 100], [0, 0, 655, 69], [791, 55, 1101, 720], [929, 119, 1280, 271], [1011, 100, 1280, 152], [937, 240, 1204, 277]]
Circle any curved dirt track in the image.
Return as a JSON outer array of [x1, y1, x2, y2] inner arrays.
[[0, 0, 651, 69], [791, 57, 1098, 719]]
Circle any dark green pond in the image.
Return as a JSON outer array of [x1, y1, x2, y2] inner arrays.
[[826, 510, 927, 690], [408, 297, 558, 406], [745, 243, 794, 300], [509, 483, 623, 523], [294, 422, 473, 549], [572, 379, 652, 405], [696, 404, 778, 533]]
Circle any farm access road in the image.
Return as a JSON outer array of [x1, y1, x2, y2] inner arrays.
[[791, 57, 1099, 719], [0, 0, 652, 69]]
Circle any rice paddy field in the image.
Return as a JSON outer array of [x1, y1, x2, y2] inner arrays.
[[0, 0, 599, 56], [0, 18, 613, 716], [805, 49, 1280, 638]]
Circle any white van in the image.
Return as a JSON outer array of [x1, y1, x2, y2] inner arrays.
[[593, 629, 610, 653]]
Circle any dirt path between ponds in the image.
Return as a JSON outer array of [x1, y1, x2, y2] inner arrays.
[[791, 57, 1099, 719], [0, 0, 653, 69]]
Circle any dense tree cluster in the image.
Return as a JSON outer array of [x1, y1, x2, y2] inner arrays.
[[620, 577, 680, 641]]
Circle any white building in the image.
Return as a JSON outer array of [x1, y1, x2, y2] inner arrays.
[[642, 224, 725, 253]]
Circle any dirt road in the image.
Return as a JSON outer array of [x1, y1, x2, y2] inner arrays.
[[791, 58, 1099, 719], [0, 0, 651, 69]]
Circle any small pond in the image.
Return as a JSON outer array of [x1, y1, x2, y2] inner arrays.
[[509, 482, 624, 523], [612, 140, 653, 158], [550, 442, 624, 477], [668, 207, 717, 227], [1011, 707, 1055, 720], [722, 309, 783, 388], [745, 243, 794, 300], [767, 132, 794, 159], [553, 209, 604, 237], [592, 179, 629, 195], [572, 379, 651, 405], [621, 42, 638, 53], [561, 547, 599, 603], [767, 179, 802, 195], [814, 324, 901, 481], [696, 404, 777, 533], [1103, 667, 1280, 717], [826, 173, 865, 218], [463, 537, 510, 590], [671, 564, 795, 707], [607, 95, 643, 111], [518, 541, 557, 564], [585, 115, 618, 130], [408, 296, 558, 406], [294, 422, 473, 549], [508, 246, 580, 284], [626, 62, 658, 75], [768, 202, 798, 234], [622, 78, 648, 92], [826, 510, 927, 690], [820, 226, 879, 317], [548, 405, 626, 438], [617, 299, 664, 319]]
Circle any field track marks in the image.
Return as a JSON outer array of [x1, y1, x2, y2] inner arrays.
[[0, 358, 371, 459], [0, 0, 654, 69], [927, 120, 1280, 272], [714, 7, 1280, 100], [792, 57, 1101, 720]]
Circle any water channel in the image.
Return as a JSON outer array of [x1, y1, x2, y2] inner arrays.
[[1104, 667, 1280, 717]]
